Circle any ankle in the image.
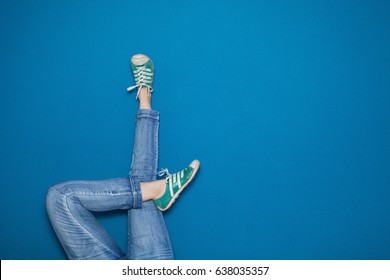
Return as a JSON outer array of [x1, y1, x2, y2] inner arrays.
[[138, 88, 152, 109], [154, 179, 166, 200]]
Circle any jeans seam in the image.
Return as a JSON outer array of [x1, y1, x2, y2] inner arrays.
[[153, 120, 159, 180]]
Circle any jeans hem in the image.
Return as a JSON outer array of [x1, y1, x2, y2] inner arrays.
[[129, 176, 142, 209], [136, 109, 159, 120]]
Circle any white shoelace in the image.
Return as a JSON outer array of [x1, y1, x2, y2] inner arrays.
[[127, 66, 153, 99], [158, 168, 171, 179]]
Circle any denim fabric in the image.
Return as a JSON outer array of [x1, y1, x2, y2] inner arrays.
[[46, 109, 173, 260]]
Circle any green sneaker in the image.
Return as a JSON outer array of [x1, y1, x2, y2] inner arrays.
[[154, 160, 200, 211], [127, 54, 154, 99]]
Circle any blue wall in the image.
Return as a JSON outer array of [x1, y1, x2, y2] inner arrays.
[[1, 0, 389, 259]]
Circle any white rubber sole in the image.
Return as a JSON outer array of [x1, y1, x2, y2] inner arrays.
[[159, 160, 200, 211]]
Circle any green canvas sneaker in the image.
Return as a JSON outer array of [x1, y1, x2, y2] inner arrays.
[[154, 160, 200, 211], [127, 54, 154, 99]]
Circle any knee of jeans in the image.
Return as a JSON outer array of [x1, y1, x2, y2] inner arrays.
[[46, 185, 61, 215], [46, 182, 72, 215]]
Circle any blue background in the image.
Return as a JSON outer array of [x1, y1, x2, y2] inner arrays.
[[1, 0, 389, 259]]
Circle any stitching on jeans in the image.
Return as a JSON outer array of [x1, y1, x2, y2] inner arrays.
[[154, 121, 159, 180], [129, 176, 141, 208]]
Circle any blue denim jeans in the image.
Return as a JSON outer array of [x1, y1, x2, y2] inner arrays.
[[46, 109, 174, 260]]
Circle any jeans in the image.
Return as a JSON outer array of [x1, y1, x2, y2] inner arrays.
[[46, 109, 174, 260]]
